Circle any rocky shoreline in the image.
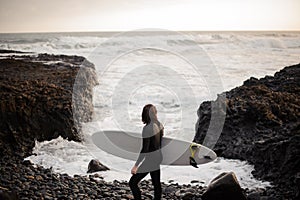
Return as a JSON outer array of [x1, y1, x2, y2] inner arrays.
[[0, 50, 299, 199], [0, 155, 212, 200], [0, 52, 97, 158], [194, 63, 300, 199]]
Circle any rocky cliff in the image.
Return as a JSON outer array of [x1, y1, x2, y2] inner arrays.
[[0, 52, 98, 158], [194, 64, 300, 199]]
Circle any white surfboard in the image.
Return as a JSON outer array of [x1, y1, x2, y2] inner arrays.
[[91, 130, 217, 166]]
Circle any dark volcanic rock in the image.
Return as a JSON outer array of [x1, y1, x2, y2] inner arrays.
[[202, 172, 247, 200], [87, 159, 109, 173], [194, 64, 300, 199], [0, 191, 18, 200], [0, 52, 98, 158]]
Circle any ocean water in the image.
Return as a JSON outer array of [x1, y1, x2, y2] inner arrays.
[[1, 31, 300, 189]]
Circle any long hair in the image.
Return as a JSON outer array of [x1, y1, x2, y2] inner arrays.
[[142, 104, 153, 124]]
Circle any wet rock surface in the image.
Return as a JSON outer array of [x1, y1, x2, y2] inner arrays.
[[202, 172, 247, 200], [0, 51, 98, 158], [194, 63, 300, 199], [87, 159, 110, 173]]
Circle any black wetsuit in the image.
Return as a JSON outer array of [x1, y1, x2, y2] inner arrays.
[[129, 121, 163, 200]]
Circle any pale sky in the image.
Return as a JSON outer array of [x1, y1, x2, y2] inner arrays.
[[0, 0, 299, 33]]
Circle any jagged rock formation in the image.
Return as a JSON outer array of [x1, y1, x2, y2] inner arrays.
[[194, 64, 300, 199], [0, 52, 97, 158]]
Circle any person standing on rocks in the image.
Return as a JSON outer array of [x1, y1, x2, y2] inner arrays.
[[129, 104, 164, 200]]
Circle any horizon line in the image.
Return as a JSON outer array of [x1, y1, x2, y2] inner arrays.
[[1, 29, 300, 34]]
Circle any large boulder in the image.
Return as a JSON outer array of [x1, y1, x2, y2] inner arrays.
[[202, 172, 246, 200], [194, 64, 300, 199], [0, 51, 98, 158], [87, 159, 109, 173]]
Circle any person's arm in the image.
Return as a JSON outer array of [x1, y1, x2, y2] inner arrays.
[[134, 131, 150, 167]]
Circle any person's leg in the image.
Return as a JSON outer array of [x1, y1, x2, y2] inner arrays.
[[150, 169, 162, 200], [129, 172, 148, 200]]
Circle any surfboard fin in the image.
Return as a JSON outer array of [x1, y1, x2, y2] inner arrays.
[[189, 156, 198, 168], [189, 143, 199, 168]]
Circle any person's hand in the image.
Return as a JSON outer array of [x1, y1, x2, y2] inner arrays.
[[131, 165, 138, 175]]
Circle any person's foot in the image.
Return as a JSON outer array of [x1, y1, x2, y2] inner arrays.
[[189, 156, 198, 168]]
